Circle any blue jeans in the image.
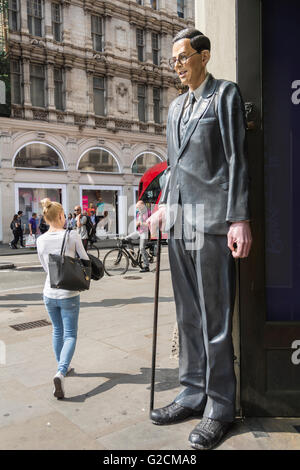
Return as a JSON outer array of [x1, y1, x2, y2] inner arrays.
[[43, 295, 80, 376]]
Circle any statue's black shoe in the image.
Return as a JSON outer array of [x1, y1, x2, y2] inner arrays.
[[188, 417, 232, 450], [150, 402, 203, 425]]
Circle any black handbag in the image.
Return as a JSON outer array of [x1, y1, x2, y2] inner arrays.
[[87, 253, 104, 280], [49, 230, 91, 291]]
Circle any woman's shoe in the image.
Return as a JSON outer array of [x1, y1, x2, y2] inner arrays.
[[53, 372, 65, 399]]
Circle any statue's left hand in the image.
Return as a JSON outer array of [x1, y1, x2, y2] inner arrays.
[[227, 221, 252, 258]]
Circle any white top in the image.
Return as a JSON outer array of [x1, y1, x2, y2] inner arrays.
[[37, 229, 89, 299]]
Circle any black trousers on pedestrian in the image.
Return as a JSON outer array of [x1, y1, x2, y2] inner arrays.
[[168, 227, 236, 423], [11, 230, 22, 247]]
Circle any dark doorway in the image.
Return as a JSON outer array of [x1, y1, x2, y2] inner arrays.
[[237, 0, 300, 416]]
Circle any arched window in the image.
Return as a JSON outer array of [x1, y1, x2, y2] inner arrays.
[[78, 148, 120, 173], [132, 152, 162, 174], [13, 142, 64, 169]]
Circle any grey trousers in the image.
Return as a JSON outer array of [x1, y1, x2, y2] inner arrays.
[[168, 229, 236, 423], [126, 231, 149, 268]]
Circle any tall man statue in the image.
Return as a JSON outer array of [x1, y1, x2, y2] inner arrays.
[[147, 28, 252, 450]]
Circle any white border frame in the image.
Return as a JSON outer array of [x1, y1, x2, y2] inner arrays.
[[12, 141, 66, 171], [15, 183, 67, 214]]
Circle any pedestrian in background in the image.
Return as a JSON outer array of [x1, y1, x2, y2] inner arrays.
[[37, 198, 89, 399], [74, 205, 88, 251], [16, 210, 25, 248], [9, 214, 21, 249], [67, 213, 75, 230], [39, 215, 49, 234], [29, 212, 38, 237]]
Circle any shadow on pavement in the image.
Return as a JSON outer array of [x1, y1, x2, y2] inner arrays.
[[0, 295, 174, 310], [63, 367, 179, 403], [80, 296, 174, 308]]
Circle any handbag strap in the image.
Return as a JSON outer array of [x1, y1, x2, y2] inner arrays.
[[60, 229, 71, 256]]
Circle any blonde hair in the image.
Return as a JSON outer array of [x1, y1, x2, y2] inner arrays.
[[41, 198, 63, 223]]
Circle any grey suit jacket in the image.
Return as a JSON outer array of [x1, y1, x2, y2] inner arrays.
[[160, 73, 250, 235]]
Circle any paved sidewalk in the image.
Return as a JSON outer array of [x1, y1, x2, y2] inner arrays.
[[0, 251, 300, 450]]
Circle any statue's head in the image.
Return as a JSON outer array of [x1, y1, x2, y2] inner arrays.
[[170, 28, 211, 90]]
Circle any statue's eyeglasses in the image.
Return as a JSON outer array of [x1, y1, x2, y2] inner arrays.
[[169, 51, 200, 70]]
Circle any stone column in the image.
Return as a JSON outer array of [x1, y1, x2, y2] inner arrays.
[[85, 8, 93, 50], [46, 62, 57, 122], [145, 29, 152, 63], [160, 32, 169, 67], [44, 1, 52, 40], [147, 85, 154, 123], [86, 71, 95, 126], [64, 65, 74, 124], [106, 74, 115, 118], [20, 0, 28, 34], [62, 2, 71, 45], [22, 58, 33, 119], [0, 132, 16, 243], [131, 81, 139, 130], [104, 15, 113, 54], [159, 85, 167, 123], [131, 24, 138, 61]]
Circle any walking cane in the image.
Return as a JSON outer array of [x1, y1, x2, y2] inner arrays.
[[150, 227, 162, 412]]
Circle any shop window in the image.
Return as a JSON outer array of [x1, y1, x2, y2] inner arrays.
[[81, 189, 118, 235], [132, 152, 162, 174], [18, 186, 62, 230], [78, 148, 119, 173], [14, 143, 64, 169]]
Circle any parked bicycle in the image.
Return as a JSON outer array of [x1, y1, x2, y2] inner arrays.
[[103, 239, 155, 276]]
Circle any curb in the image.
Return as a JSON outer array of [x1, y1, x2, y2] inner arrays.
[[0, 262, 15, 270]]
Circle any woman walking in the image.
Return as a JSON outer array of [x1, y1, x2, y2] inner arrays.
[[37, 198, 89, 399]]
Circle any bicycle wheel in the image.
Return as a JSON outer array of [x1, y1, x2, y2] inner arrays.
[[103, 249, 129, 276]]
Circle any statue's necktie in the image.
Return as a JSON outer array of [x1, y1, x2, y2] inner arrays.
[[179, 92, 196, 146], [182, 92, 196, 126]]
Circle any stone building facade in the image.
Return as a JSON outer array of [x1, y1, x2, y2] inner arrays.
[[0, 0, 194, 242]]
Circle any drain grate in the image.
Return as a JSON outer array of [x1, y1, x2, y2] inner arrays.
[[123, 276, 142, 280], [294, 425, 300, 433], [9, 319, 51, 331]]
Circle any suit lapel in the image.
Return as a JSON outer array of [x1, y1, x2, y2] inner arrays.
[[177, 74, 218, 160], [173, 93, 187, 152]]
